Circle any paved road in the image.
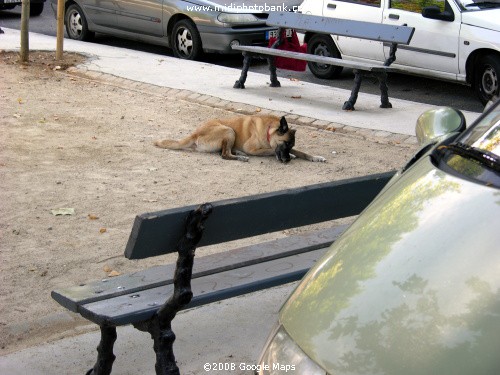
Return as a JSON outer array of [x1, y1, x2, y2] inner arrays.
[[0, 4, 484, 113]]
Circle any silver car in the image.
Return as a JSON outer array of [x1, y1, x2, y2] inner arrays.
[[257, 100, 500, 374], [50, 0, 284, 60]]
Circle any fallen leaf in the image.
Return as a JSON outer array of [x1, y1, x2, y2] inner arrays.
[[255, 108, 262, 112], [108, 270, 121, 277], [103, 265, 112, 273], [51, 208, 75, 216], [88, 214, 99, 220], [291, 95, 302, 99], [99, 228, 107, 234], [17, 98, 24, 104]]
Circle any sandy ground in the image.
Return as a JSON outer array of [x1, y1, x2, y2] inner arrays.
[[0, 50, 418, 355]]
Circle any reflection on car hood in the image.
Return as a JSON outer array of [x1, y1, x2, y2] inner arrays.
[[462, 9, 500, 31], [280, 156, 500, 374]]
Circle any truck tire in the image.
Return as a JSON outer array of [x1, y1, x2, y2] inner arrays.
[[307, 34, 343, 79], [475, 54, 500, 105]]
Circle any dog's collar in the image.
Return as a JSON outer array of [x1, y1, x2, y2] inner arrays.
[[267, 126, 271, 144]]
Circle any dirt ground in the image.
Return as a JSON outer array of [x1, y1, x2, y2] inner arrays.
[[0, 50, 418, 355]]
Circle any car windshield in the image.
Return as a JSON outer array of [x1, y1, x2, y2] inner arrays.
[[455, 0, 500, 10], [439, 100, 500, 186]]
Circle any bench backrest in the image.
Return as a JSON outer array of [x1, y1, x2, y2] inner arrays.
[[266, 12, 414, 45], [125, 171, 395, 259]]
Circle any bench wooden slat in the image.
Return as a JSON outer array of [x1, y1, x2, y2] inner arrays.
[[125, 171, 395, 260], [266, 12, 414, 45], [78, 247, 330, 326], [232, 45, 389, 72], [51, 225, 348, 312]]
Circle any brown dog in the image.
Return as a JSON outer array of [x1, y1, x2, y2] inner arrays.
[[154, 115, 326, 163]]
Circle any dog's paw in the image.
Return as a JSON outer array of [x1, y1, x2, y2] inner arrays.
[[289, 154, 297, 160], [312, 156, 327, 163], [238, 156, 250, 162]]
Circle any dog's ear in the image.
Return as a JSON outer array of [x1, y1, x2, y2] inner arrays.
[[278, 116, 289, 134]]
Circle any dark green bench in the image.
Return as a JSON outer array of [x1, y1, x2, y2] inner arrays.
[[232, 12, 415, 111], [51, 171, 395, 374]]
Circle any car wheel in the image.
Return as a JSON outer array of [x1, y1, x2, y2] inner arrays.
[[29, 3, 44, 16], [307, 34, 343, 79], [475, 54, 500, 105], [171, 19, 202, 60], [65, 3, 94, 41]]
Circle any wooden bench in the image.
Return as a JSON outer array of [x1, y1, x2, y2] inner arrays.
[[232, 12, 415, 111], [51, 171, 395, 374]]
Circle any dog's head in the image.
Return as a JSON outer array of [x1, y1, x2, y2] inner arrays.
[[271, 116, 296, 163]]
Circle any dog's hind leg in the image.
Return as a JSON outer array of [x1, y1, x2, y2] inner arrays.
[[221, 139, 249, 162]]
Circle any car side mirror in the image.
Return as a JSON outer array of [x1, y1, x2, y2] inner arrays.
[[422, 6, 455, 21], [416, 107, 466, 146]]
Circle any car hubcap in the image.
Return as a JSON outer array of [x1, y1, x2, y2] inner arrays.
[[68, 11, 83, 37], [482, 65, 498, 96], [313, 42, 331, 70], [176, 28, 193, 57]]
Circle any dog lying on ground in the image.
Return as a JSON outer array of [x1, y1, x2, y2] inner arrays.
[[154, 115, 326, 163]]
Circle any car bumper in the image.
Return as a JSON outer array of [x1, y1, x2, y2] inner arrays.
[[198, 25, 275, 53]]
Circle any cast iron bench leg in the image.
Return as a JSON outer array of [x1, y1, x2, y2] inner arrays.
[[377, 71, 392, 108], [234, 52, 252, 89], [86, 326, 117, 375], [343, 70, 363, 111], [267, 57, 281, 87], [144, 204, 213, 375]]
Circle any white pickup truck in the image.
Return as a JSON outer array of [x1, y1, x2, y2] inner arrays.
[[299, 0, 500, 104]]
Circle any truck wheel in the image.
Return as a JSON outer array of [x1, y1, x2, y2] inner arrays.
[[307, 34, 343, 79], [171, 19, 202, 60], [30, 3, 44, 16], [65, 3, 94, 41], [475, 54, 499, 105]]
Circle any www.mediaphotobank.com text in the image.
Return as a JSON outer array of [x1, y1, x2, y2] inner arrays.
[[185, 2, 303, 13]]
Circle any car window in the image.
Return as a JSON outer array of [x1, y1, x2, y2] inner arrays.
[[338, 0, 382, 7], [390, 0, 445, 13]]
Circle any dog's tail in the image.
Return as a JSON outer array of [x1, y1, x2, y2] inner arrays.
[[154, 136, 195, 150]]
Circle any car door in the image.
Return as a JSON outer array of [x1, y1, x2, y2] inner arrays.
[[383, 0, 461, 77], [80, 0, 117, 28], [322, 0, 385, 61], [113, 0, 164, 37]]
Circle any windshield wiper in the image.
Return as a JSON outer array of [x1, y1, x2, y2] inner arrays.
[[446, 142, 500, 172]]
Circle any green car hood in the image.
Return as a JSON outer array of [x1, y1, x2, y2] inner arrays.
[[280, 157, 500, 375]]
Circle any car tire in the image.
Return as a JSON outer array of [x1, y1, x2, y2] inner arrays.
[[30, 3, 44, 16], [307, 34, 343, 79], [65, 3, 94, 41], [171, 19, 202, 60], [475, 54, 500, 105]]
